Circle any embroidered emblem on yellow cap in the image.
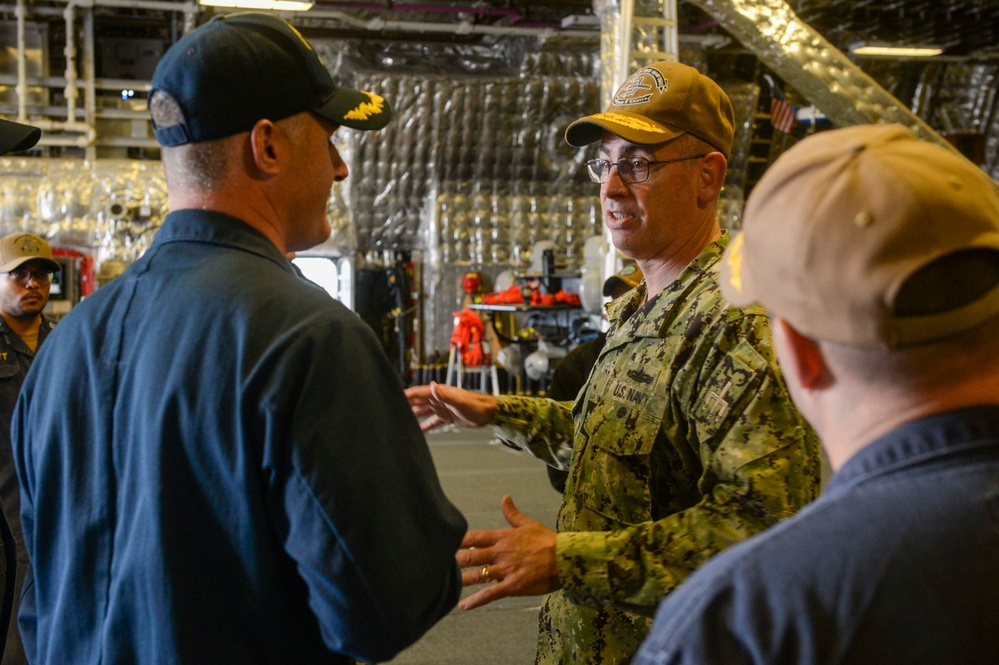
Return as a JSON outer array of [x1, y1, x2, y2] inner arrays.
[[15, 235, 42, 255], [614, 67, 668, 105], [343, 92, 385, 122]]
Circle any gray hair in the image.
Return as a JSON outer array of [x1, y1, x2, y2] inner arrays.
[[151, 91, 231, 193]]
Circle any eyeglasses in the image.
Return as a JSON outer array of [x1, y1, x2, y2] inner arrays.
[[4, 268, 54, 285], [585, 154, 708, 184]]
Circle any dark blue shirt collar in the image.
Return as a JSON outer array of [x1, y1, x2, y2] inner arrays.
[[153, 209, 293, 274], [830, 404, 999, 493]]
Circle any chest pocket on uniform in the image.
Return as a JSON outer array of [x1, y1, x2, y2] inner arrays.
[[574, 357, 668, 526], [0, 361, 20, 381]]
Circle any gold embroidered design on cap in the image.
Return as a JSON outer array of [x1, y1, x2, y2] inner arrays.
[[343, 92, 385, 122], [586, 112, 664, 133]]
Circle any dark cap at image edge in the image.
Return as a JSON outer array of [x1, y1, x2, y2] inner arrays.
[[0, 118, 42, 155]]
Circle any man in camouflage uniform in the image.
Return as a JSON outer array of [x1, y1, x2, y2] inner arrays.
[[635, 124, 999, 665], [406, 61, 820, 664]]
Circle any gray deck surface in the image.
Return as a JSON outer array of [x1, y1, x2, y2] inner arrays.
[[387, 427, 562, 665]]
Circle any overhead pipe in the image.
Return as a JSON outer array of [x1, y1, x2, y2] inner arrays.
[[305, 7, 592, 37], [615, 0, 633, 92], [311, 2, 579, 29], [82, 1, 98, 159], [41, 0, 585, 36], [183, 5, 197, 32], [31, 0, 593, 46], [75, 0, 198, 12], [15, 0, 27, 121], [63, 1, 78, 125], [315, 2, 522, 21], [30, 119, 97, 148], [42, 0, 198, 13], [9, 0, 97, 148], [0, 74, 152, 93], [0, 4, 64, 15]]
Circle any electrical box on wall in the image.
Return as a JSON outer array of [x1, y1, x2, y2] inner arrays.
[[96, 37, 164, 80]]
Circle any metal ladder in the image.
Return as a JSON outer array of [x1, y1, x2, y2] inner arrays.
[[601, 0, 681, 102], [616, 0, 680, 86], [600, 0, 681, 286]]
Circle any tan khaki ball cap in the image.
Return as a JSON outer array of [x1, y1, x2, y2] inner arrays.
[[565, 61, 734, 158], [0, 233, 61, 273], [721, 124, 999, 348]]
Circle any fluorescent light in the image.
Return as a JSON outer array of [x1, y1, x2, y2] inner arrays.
[[850, 43, 944, 58], [199, 0, 314, 10]]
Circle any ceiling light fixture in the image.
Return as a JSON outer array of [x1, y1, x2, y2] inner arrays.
[[199, 0, 314, 11], [849, 43, 944, 58]]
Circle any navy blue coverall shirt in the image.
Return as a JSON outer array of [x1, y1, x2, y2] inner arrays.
[[12, 210, 466, 665]]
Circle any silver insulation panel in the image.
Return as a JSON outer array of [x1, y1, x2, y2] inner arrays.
[[0, 158, 353, 279], [0, 158, 167, 277]]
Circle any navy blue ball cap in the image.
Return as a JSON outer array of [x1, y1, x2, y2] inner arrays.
[[150, 12, 392, 146], [0, 118, 41, 155]]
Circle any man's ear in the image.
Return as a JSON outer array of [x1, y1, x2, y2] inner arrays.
[[774, 317, 828, 390], [248, 119, 281, 175], [696, 152, 727, 205]]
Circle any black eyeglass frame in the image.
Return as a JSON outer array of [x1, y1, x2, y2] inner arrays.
[[585, 154, 709, 184], [3, 268, 55, 285]]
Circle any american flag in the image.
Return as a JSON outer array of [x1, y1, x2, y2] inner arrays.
[[764, 75, 796, 134]]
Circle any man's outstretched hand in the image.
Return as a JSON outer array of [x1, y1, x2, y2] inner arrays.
[[455, 495, 560, 611], [405, 381, 498, 432]]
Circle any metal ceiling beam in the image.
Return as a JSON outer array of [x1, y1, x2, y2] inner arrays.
[[685, 0, 954, 150]]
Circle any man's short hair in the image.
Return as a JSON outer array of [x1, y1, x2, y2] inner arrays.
[[821, 312, 999, 390]]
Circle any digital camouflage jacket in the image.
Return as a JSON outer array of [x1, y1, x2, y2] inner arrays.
[[493, 232, 821, 665]]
